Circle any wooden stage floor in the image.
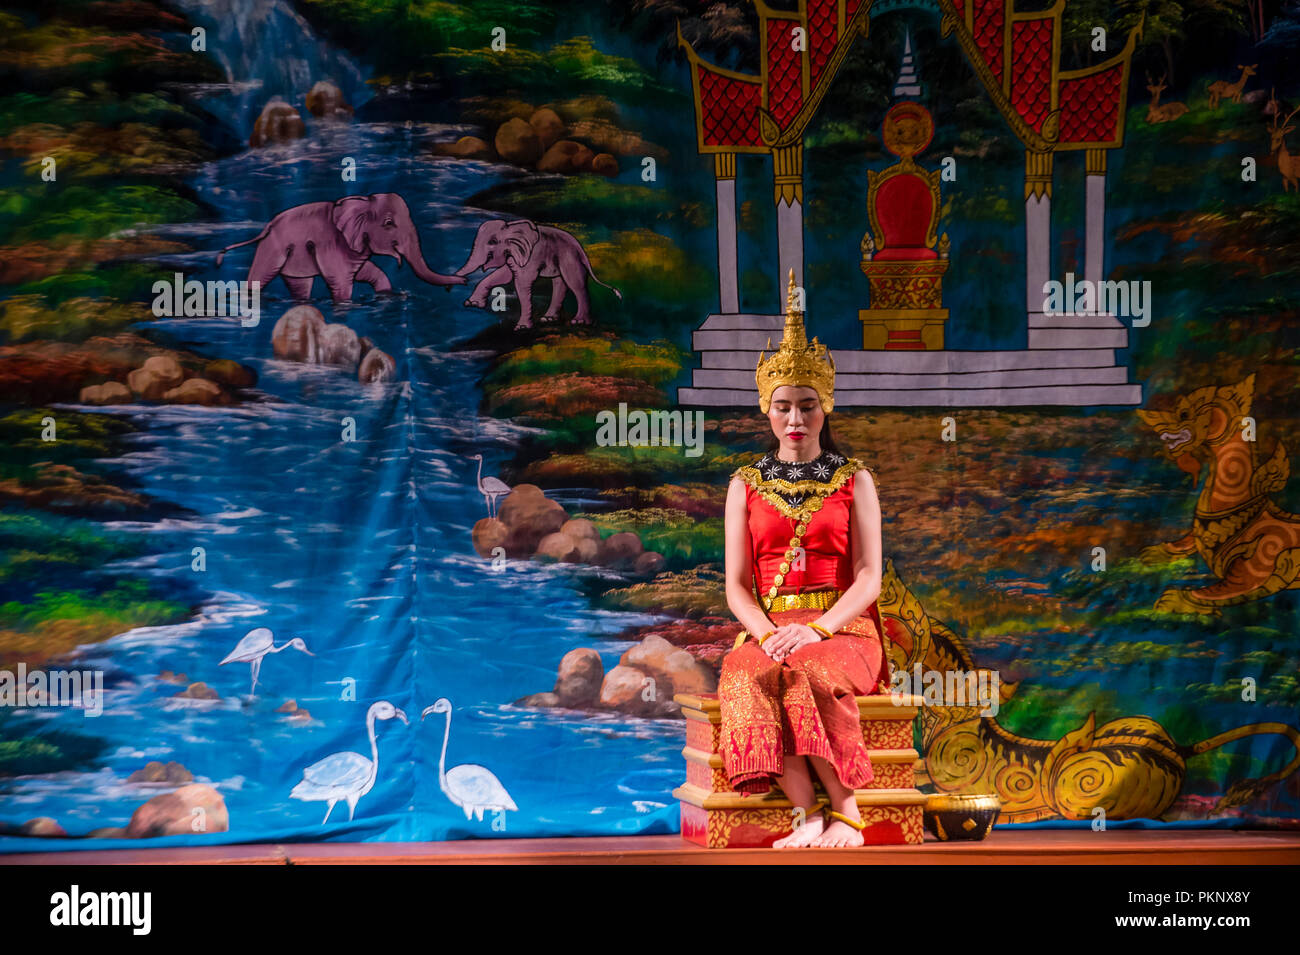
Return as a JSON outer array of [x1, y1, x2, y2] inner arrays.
[[4, 829, 1299, 865]]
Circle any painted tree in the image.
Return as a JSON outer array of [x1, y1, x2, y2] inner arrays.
[[1117, 0, 1249, 86], [1061, 0, 1119, 70]]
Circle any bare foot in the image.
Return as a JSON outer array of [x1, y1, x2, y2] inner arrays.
[[811, 819, 865, 848], [773, 813, 824, 848]]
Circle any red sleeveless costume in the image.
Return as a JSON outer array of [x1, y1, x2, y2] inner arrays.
[[719, 461, 888, 796]]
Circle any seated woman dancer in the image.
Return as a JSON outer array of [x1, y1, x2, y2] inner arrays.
[[719, 273, 889, 849]]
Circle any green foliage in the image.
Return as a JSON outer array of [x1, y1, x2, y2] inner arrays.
[[487, 336, 683, 389], [8, 263, 161, 305], [533, 442, 740, 486], [0, 726, 110, 777], [1183, 672, 1299, 705], [804, 120, 874, 150], [596, 565, 729, 618], [0, 87, 190, 136], [993, 681, 1126, 739], [581, 229, 714, 311], [946, 184, 1018, 224], [1116, 0, 1249, 80], [0, 577, 186, 631], [0, 407, 134, 476], [0, 509, 145, 590], [0, 13, 223, 86], [578, 508, 725, 566], [467, 176, 677, 226], [436, 36, 668, 98], [298, 0, 556, 67], [0, 184, 196, 243], [0, 295, 148, 343], [1036, 638, 1220, 676], [1117, 0, 1188, 58]]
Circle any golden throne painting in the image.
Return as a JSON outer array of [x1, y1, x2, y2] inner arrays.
[[860, 102, 950, 351]]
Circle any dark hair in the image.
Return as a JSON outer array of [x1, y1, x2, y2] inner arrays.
[[764, 414, 843, 455]]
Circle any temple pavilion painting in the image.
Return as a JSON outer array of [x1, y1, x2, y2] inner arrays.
[[0, 0, 1297, 849]]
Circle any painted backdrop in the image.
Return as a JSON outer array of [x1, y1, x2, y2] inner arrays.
[[0, 0, 1298, 850]]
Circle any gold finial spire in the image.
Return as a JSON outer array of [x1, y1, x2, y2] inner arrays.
[[756, 269, 836, 414], [781, 269, 808, 350]]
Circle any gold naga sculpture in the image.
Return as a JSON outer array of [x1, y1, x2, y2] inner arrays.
[[876, 558, 1300, 822]]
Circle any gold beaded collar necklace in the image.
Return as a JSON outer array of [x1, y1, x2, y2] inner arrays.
[[733, 450, 870, 610], [734, 449, 865, 522]]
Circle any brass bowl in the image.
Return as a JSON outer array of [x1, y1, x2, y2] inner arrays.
[[922, 793, 1002, 841]]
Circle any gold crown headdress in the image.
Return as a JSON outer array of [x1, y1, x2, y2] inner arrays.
[[756, 270, 836, 413]]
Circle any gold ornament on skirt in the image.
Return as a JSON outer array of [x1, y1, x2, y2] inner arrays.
[[756, 270, 836, 413]]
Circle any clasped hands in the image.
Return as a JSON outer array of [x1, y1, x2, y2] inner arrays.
[[760, 623, 823, 662]]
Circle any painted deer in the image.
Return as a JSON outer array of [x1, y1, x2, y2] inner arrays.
[[1267, 92, 1300, 192], [1207, 64, 1257, 109], [1146, 74, 1189, 124]]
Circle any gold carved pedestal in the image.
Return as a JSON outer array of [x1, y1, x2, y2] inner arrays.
[[858, 251, 950, 351], [673, 692, 928, 848]]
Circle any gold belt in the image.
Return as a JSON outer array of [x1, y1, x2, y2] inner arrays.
[[762, 588, 843, 612]]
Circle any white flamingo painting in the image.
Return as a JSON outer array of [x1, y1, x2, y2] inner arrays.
[[219, 627, 314, 695], [290, 700, 408, 824], [422, 698, 517, 821], [469, 453, 511, 519]]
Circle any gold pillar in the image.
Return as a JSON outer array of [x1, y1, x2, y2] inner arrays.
[[1085, 148, 1107, 176], [772, 144, 803, 206], [1025, 150, 1054, 200], [715, 152, 736, 180]]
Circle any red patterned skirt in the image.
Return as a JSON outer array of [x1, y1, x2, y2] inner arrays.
[[717, 608, 886, 796]]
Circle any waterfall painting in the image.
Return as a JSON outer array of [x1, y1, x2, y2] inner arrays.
[[1, 0, 1298, 852]]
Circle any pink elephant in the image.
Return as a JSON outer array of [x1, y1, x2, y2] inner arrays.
[[216, 193, 464, 302], [455, 218, 621, 329]]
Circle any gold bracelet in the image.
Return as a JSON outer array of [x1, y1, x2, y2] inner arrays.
[[733, 628, 778, 650], [808, 623, 834, 640]]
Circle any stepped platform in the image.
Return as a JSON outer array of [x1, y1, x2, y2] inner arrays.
[[678, 312, 1142, 407]]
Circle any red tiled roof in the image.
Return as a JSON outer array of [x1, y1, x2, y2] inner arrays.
[[1010, 17, 1053, 132], [766, 18, 804, 128], [973, 0, 1004, 83], [698, 65, 764, 147], [1059, 64, 1124, 142], [808, 0, 838, 88]]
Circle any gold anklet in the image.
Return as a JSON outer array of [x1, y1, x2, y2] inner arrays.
[[797, 800, 826, 820], [825, 809, 867, 831]]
